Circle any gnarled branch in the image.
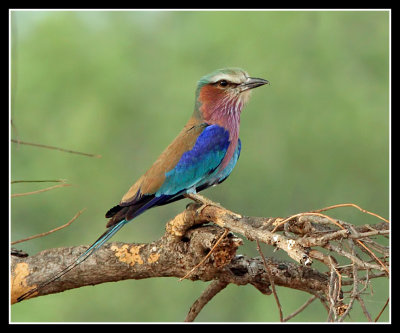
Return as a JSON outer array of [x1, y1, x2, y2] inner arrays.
[[11, 201, 389, 322]]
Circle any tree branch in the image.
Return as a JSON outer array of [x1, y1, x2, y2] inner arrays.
[[11, 201, 389, 322], [185, 280, 229, 322]]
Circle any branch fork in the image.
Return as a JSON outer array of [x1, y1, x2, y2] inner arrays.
[[11, 197, 389, 322]]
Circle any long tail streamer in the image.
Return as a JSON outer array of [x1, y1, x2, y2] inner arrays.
[[17, 220, 127, 302]]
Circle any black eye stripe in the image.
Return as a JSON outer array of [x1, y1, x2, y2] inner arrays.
[[213, 79, 239, 88]]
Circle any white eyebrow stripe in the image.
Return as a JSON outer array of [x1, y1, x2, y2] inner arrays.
[[210, 72, 248, 85]]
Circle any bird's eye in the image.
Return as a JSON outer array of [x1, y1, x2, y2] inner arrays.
[[218, 80, 229, 87]]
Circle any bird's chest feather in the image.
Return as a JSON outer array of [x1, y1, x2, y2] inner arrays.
[[204, 109, 240, 172], [198, 85, 242, 170]]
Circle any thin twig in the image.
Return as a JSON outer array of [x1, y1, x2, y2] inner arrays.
[[271, 209, 389, 275], [324, 243, 382, 272], [11, 179, 67, 184], [356, 296, 372, 322], [11, 208, 86, 245], [312, 203, 389, 224], [360, 238, 389, 256], [354, 239, 389, 275], [374, 298, 389, 322], [11, 139, 102, 158], [340, 271, 386, 285], [11, 183, 71, 198], [271, 212, 344, 233], [327, 256, 341, 322], [256, 239, 283, 322], [338, 240, 358, 322], [283, 296, 317, 322], [184, 280, 229, 322]]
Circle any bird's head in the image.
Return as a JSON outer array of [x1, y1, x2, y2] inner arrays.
[[194, 68, 268, 122]]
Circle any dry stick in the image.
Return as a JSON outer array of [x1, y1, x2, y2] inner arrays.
[[327, 256, 342, 322], [11, 208, 86, 245], [312, 203, 389, 224], [11, 183, 71, 198], [340, 271, 386, 285], [272, 211, 389, 275], [283, 296, 317, 322], [327, 268, 339, 321], [355, 240, 389, 275], [333, 264, 343, 303], [11, 179, 67, 184], [325, 243, 382, 272], [360, 237, 389, 255], [184, 280, 229, 322], [317, 298, 330, 314], [313, 211, 390, 274], [271, 212, 344, 233], [375, 298, 389, 322], [338, 240, 359, 322], [11, 139, 102, 158], [256, 239, 283, 322], [340, 243, 375, 323], [179, 228, 229, 281], [357, 296, 373, 322]]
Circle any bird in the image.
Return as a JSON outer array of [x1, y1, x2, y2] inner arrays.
[[17, 68, 268, 302]]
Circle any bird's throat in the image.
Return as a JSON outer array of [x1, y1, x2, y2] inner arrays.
[[196, 86, 244, 140], [196, 86, 244, 170]]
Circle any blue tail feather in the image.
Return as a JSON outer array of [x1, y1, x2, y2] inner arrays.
[[18, 195, 181, 302]]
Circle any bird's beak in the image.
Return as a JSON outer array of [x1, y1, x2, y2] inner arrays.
[[239, 77, 269, 92]]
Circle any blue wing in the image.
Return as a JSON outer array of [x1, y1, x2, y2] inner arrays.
[[107, 131, 241, 222], [210, 138, 241, 185], [156, 124, 230, 196]]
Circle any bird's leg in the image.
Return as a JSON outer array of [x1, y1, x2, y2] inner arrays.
[[184, 193, 223, 216]]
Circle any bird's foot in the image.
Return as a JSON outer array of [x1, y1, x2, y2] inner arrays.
[[184, 193, 222, 216]]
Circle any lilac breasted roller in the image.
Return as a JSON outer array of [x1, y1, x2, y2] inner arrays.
[[17, 68, 268, 301]]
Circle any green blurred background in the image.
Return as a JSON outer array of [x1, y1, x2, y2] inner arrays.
[[10, 10, 389, 322]]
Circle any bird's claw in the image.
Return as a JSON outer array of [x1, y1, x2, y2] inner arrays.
[[184, 193, 222, 216]]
